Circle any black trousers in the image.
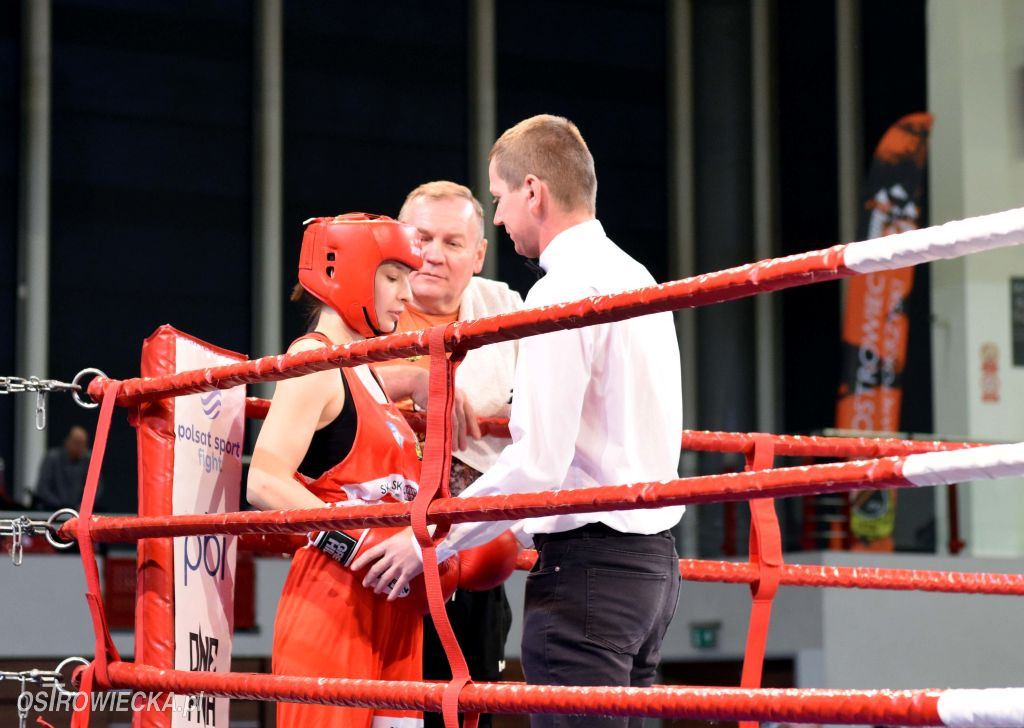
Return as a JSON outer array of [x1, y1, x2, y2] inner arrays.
[[422, 584, 513, 728], [522, 524, 681, 728]]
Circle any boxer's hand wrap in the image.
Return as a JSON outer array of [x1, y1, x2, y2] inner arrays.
[[311, 529, 366, 567], [314, 527, 412, 597]]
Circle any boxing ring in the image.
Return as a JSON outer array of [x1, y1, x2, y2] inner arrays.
[[8, 207, 1024, 727]]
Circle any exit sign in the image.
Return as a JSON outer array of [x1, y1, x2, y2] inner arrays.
[[689, 621, 721, 650]]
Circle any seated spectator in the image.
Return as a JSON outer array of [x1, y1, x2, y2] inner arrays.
[[32, 425, 96, 511]]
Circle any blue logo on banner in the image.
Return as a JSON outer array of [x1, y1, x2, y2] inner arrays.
[[200, 391, 222, 419], [183, 534, 227, 586]]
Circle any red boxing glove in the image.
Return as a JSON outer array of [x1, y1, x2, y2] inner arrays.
[[457, 530, 520, 592], [402, 556, 460, 615]]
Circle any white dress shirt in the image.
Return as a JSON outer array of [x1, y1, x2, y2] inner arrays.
[[436, 219, 684, 561], [451, 277, 523, 473]]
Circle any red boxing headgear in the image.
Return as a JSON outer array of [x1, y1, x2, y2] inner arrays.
[[298, 213, 423, 337]]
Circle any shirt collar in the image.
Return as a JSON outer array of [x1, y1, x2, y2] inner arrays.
[[538, 219, 605, 273]]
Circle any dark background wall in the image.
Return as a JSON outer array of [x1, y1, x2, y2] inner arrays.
[[2, 1, 930, 527], [496, 0, 669, 296], [280, 1, 470, 339], [0, 3, 19, 506], [777, 0, 842, 439], [778, 0, 929, 439], [45, 0, 253, 511]]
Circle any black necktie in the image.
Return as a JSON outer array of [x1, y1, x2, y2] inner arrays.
[[524, 258, 546, 279]]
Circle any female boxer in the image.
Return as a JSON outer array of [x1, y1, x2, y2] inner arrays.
[[246, 213, 426, 728]]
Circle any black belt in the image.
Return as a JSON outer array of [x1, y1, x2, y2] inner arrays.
[[532, 522, 670, 550]]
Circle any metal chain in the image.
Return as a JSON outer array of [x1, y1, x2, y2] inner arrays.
[[0, 659, 87, 696], [17, 675, 28, 728], [0, 376, 74, 430], [0, 368, 107, 429], [7, 516, 25, 565], [0, 376, 80, 395], [1, 509, 78, 564], [2, 667, 62, 689], [0, 377, 67, 430]]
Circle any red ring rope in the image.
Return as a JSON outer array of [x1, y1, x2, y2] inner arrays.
[[55, 207, 1024, 726], [56, 455, 963, 541], [84, 207, 1024, 408], [104, 662, 949, 725]]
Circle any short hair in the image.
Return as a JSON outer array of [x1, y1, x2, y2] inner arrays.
[[489, 114, 597, 213], [67, 425, 88, 441], [398, 180, 485, 245]]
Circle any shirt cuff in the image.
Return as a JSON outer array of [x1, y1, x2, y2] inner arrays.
[[409, 531, 457, 565], [435, 541, 458, 564], [510, 521, 534, 549]]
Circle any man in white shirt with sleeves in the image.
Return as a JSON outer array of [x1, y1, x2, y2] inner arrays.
[[355, 114, 683, 728]]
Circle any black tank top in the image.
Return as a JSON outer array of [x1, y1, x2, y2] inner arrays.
[[297, 371, 357, 479], [294, 328, 360, 479]]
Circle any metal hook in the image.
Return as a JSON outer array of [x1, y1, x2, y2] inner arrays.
[[35, 390, 47, 430], [17, 676, 28, 728], [9, 516, 25, 566]]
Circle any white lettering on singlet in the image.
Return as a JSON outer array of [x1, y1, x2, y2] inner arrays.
[[341, 474, 420, 503]]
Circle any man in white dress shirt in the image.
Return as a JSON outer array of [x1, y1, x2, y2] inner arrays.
[[355, 115, 683, 728], [376, 180, 522, 728]]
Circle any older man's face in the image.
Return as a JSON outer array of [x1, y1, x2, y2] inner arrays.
[[404, 196, 487, 316]]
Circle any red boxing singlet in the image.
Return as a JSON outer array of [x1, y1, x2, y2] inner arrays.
[[273, 336, 424, 728]]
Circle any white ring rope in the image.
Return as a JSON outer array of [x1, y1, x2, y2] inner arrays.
[[902, 442, 1024, 487], [843, 207, 1024, 273], [937, 688, 1024, 728]]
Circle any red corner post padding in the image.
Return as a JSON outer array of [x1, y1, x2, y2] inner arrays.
[[132, 325, 247, 727], [131, 327, 177, 728]]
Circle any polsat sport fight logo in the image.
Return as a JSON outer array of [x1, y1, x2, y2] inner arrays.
[[177, 389, 243, 475], [200, 390, 222, 419]]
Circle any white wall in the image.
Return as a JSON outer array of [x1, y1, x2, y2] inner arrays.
[[928, 0, 1024, 556]]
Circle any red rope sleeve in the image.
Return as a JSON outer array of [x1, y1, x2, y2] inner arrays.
[[412, 326, 476, 728], [70, 383, 122, 728], [739, 436, 782, 717]]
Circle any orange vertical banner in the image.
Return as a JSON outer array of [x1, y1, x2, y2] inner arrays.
[[836, 112, 932, 551]]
